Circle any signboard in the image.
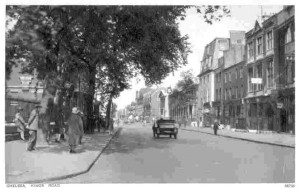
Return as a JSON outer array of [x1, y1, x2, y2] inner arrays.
[[19, 75, 33, 85], [251, 78, 262, 84], [277, 103, 283, 109], [10, 101, 19, 106], [9, 88, 20, 93]]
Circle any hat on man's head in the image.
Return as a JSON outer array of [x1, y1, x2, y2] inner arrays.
[[72, 107, 78, 114]]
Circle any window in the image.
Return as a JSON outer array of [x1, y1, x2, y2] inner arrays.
[[236, 105, 240, 116], [219, 88, 221, 101], [248, 41, 254, 59], [257, 37, 263, 55], [229, 72, 231, 82], [216, 89, 218, 100], [225, 73, 227, 83], [285, 26, 292, 44], [236, 68, 238, 79], [256, 63, 263, 91], [286, 58, 295, 84], [236, 87, 239, 99], [225, 88, 227, 100], [240, 68, 243, 79], [215, 74, 218, 83], [241, 85, 243, 97], [266, 61, 274, 88], [248, 67, 254, 92], [266, 31, 273, 50], [232, 87, 235, 99], [229, 87, 232, 99], [207, 75, 209, 83]]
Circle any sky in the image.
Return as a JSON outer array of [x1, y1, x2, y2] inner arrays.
[[114, 5, 284, 110]]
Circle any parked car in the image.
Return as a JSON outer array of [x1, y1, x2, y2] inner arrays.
[[152, 119, 178, 139]]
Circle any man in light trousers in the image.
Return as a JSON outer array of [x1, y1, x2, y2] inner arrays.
[[27, 104, 42, 151]]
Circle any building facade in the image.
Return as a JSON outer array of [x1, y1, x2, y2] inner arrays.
[[245, 6, 294, 133], [150, 87, 166, 121], [198, 38, 230, 127], [222, 60, 247, 129]]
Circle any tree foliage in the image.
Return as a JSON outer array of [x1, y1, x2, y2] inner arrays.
[[6, 5, 230, 132], [169, 69, 198, 108]]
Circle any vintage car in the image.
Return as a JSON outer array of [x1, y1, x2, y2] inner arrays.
[[152, 119, 178, 139]]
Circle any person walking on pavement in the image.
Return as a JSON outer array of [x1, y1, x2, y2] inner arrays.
[[108, 118, 114, 135], [27, 104, 42, 151], [213, 119, 219, 135], [66, 107, 83, 153], [14, 107, 27, 141], [54, 109, 66, 143], [77, 109, 84, 145]]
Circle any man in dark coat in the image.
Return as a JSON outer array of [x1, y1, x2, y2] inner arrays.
[[213, 119, 219, 135], [67, 107, 83, 153]]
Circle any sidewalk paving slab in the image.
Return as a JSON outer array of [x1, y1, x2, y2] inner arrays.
[[180, 126, 295, 148], [5, 127, 122, 183]]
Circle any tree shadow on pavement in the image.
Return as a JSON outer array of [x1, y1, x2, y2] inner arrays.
[[34, 133, 113, 154]]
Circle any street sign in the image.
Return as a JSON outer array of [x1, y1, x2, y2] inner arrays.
[[251, 78, 262, 84], [277, 103, 283, 109], [10, 101, 19, 106]]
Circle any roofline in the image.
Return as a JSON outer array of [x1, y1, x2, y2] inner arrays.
[[197, 69, 213, 77], [204, 37, 229, 48], [223, 60, 246, 71]]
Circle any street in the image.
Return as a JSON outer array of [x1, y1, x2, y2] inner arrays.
[[53, 123, 295, 183]]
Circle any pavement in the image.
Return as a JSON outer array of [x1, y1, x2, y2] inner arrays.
[[180, 126, 295, 148], [5, 127, 122, 184]]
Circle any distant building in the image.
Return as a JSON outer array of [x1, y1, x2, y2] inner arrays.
[[150, 87, 166, 121], [5, 65, 43, 122]]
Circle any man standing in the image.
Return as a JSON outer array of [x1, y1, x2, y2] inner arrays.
[[213, 119, 219, 135], [67, 107, 83, 153], [27, 104, 41, 151], [108, 118, 114, 135], [14, 107, 27, 141]]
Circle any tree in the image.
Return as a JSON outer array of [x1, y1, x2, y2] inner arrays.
[[6, 5, 230, 133], [169, 69, 198, 119]]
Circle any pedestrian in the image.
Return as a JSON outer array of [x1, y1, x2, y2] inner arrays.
[[54, 109, 66, 143], [109, 118, 114, 135], [77, 109, 84, 145], [14, 107, 27, 141], [213, 119, 219, 135], [66, 107, 83, 153], [27, 104, 42, 151]]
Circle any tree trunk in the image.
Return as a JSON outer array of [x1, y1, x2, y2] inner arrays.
[[85, 65, 96, 134], [106, 94, 113, 130]]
